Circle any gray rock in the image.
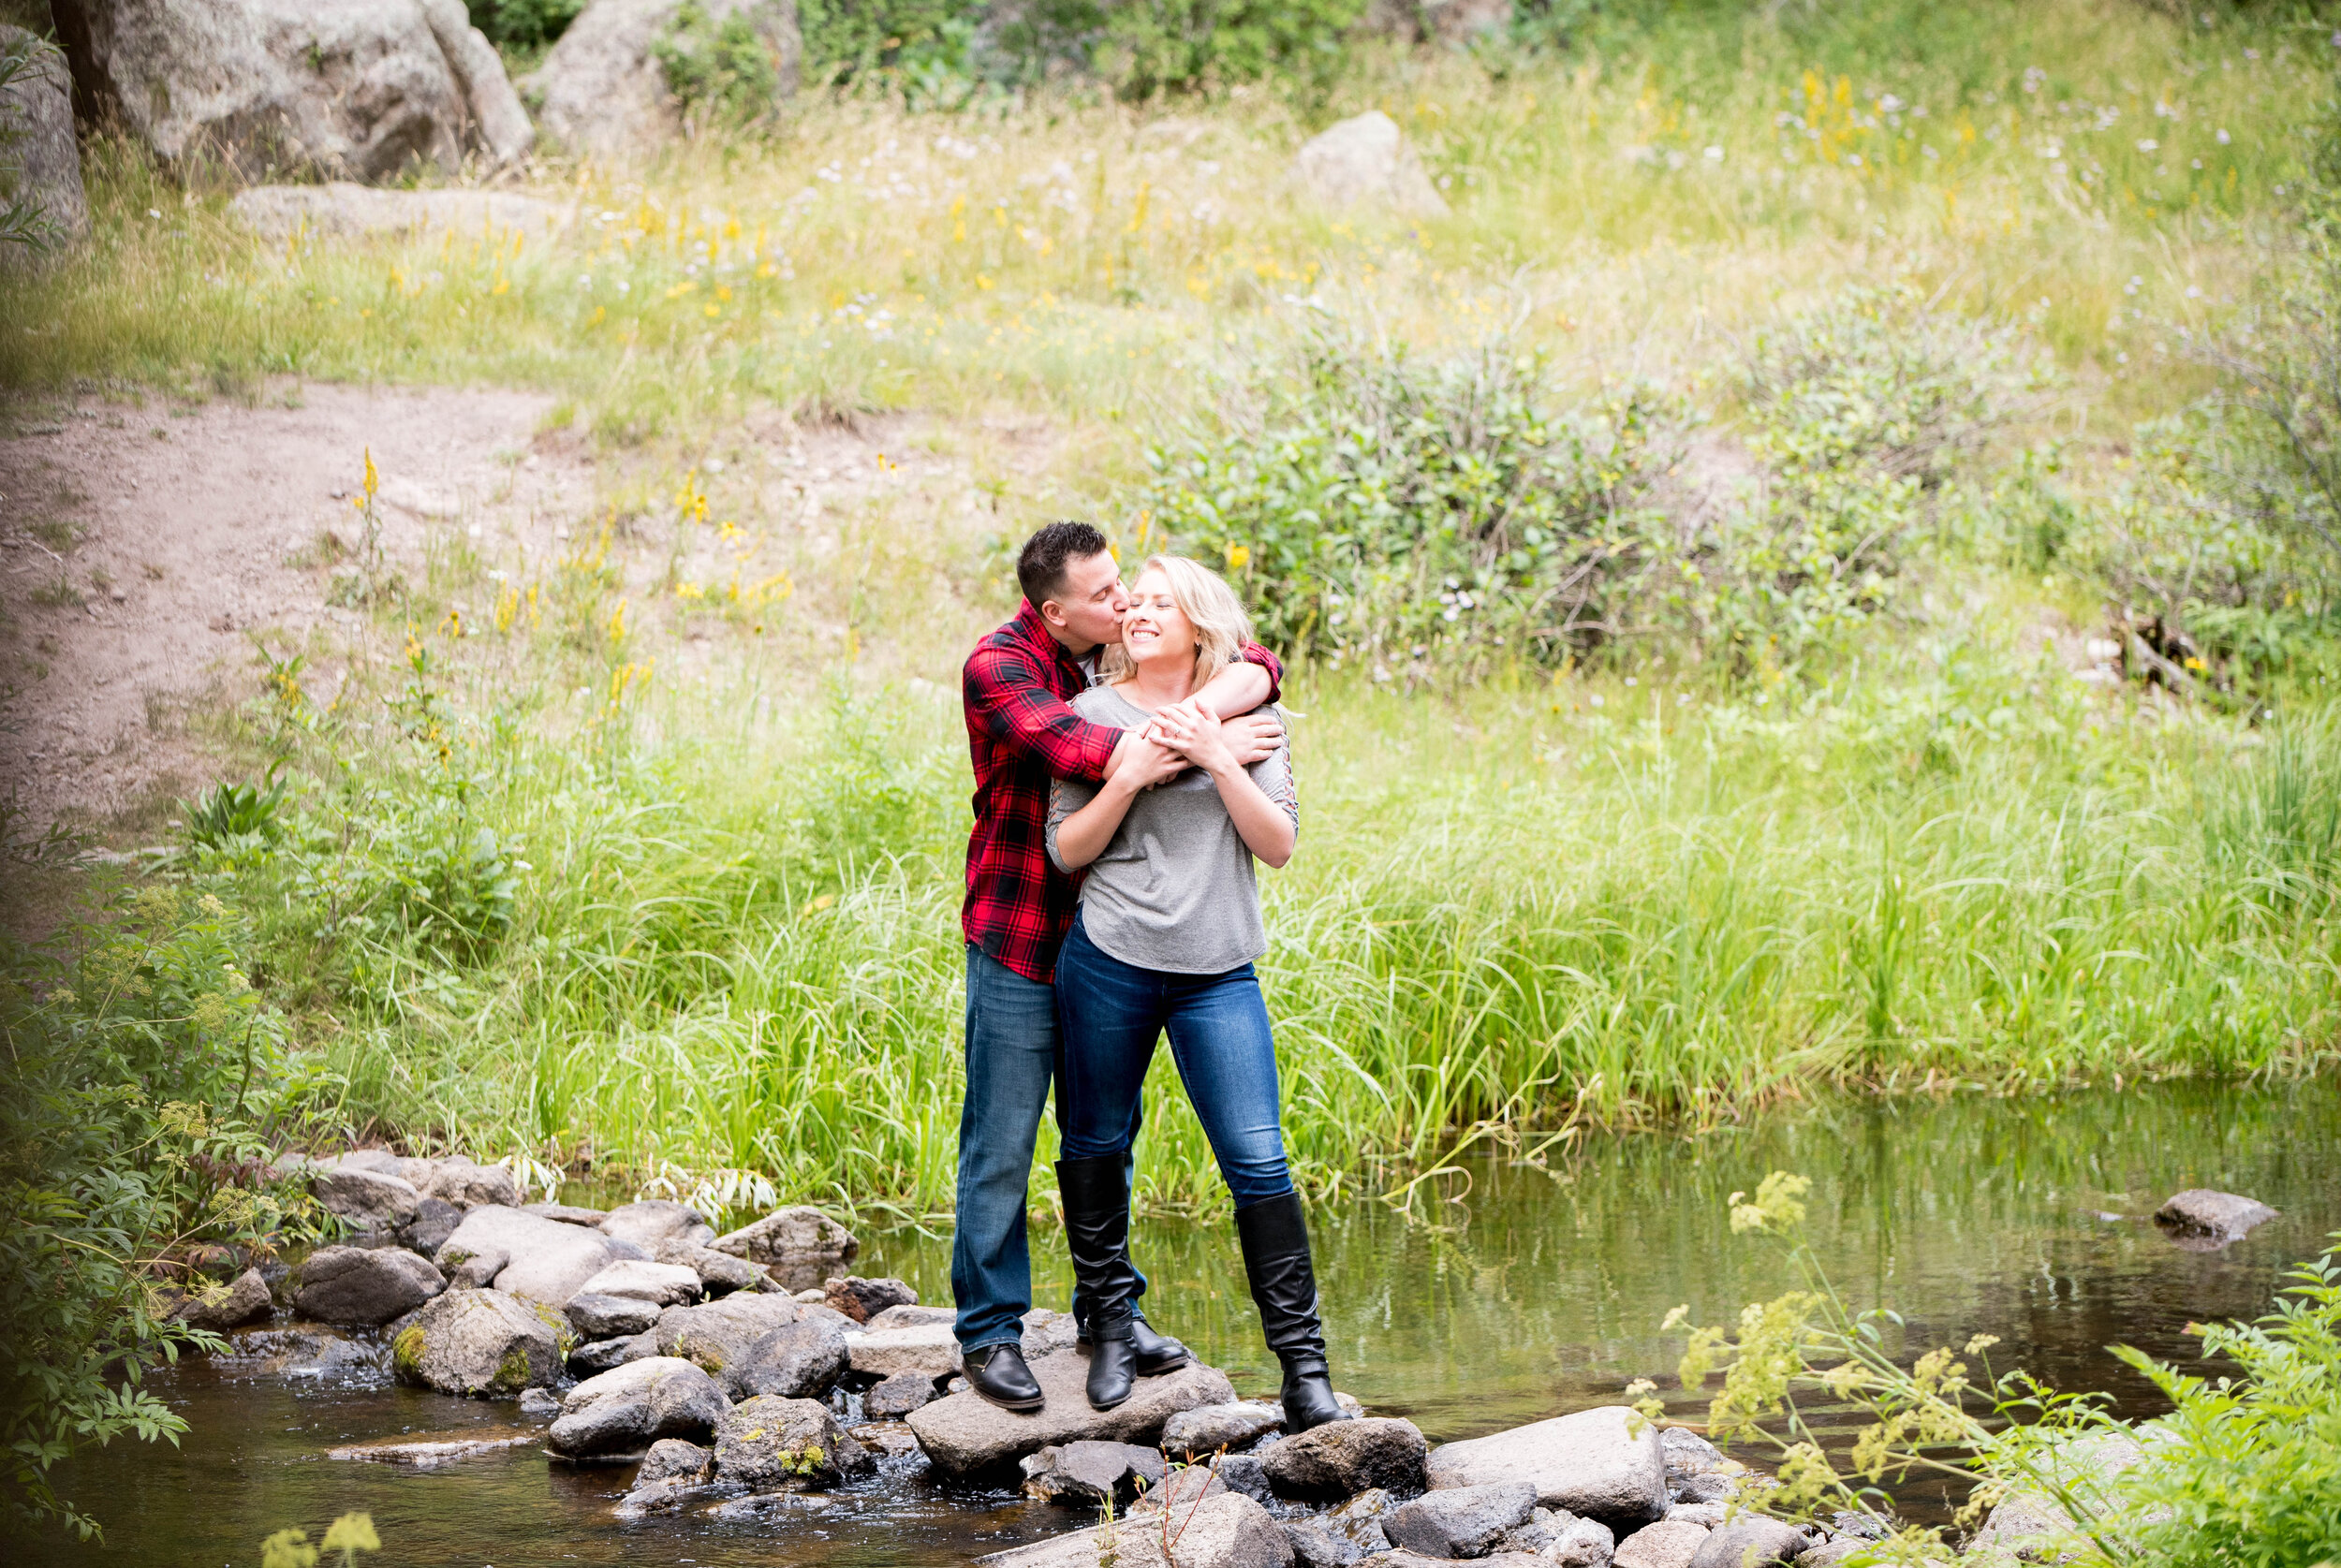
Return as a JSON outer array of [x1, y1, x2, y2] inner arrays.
[[402, 1196, 464, 1256], [390, 1287, 564, 1395], [637, 1437, 714, 1485], [311, 1165, 421, 1233], [0, 29, 86, 255], [735, 1315, 849, 1399], [600, 1199, 717, 1251], [1023, 1307, 1082, 1360], [1166, 1400, 1287, 1458], [1218, 1452, 1274, 1502], [652, 1292, 804, 1394], [865, 1303, 958, 1331], [327, 1429, 538, 1465], [52, 0, 532, 182], [1534, 1509, 1617, 1568], [826, 1274, 917, 1323], [1385, 1479, 1539, 1558], [518, 1386, 562, 1419], [577, 1259, 704, 1307], [1796, 1543, 1873, 1568], [1965, 1430, 2142, 1561], [569, 1332, 655, 1376], [613, 1474, 721, 1517], [1674, 1472, 1735, 1505], [436, 1205, 617, 1308], [861, 1369, 937, 1418], [909, 1351, 1236, 1478], [1262, 1417, 1428, 1502], [424, 1156, 522, 1210], [1022, 1440, 1168, 1507], [1613, 1519, 1711, 1568], [1666, 1503, 1727, 1527], [567, 1291, 664, 1341], [711, 1205, 857, 1271], [525, 1202, 611, 1226], [979, 1492, 1296, 1567], [1825, 1510, 1892, 1543], [1376, 1553, 1547, 1568], [714, 1393, 872, 1489], [847, 1320, 960, 1379], [1426, 1407, 1669, 1530], [1659, 1428, 1724, 1483], [549, 1356, 729, 1458], [522, 0, 801, 160], [2154, 1190, 2276, 1246], [656, 1238, 773, 1296], [210, 1325, 383, 1380], [1290, 110, 1449, 220], [1132, 1461, 1229, 1516], [445, 1244, 508, 1292], [294, 1245, 446, 1326], [166, 1267, 272, 1333], [1688, 1517, 1810, 1568], [1282, 1487, 1393, 1566]]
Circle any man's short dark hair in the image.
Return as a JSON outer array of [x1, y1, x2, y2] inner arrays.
[[1017, 520, 1111, 608]]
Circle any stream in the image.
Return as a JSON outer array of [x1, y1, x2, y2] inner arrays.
[[30, 1077, 2341, 1566]]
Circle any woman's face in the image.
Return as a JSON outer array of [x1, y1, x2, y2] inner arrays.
[[1121, 568, 1195, 669]]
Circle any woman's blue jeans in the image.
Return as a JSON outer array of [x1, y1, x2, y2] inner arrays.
[[1054, 915, 1295, 1207]]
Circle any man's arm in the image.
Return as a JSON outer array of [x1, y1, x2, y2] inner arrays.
[[1149, 643, 1286, 764], [964, 643, 1125, 784]]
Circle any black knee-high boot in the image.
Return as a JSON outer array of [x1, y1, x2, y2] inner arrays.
[[1234, 1190, 1350, 1432], [1058, 1154, 1143, 1411]]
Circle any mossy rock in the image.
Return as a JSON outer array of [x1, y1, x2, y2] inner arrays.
[[392, 1288, 562, 1397]]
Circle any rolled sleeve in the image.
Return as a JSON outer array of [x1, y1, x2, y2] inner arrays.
[[1238, 642, 1284, 706]]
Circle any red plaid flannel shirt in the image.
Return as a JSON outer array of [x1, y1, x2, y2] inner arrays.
[[962, 601, 1282, 983]]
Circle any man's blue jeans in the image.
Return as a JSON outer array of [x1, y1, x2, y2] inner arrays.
[[1053, 915, 1296, 1208], [951, 943, 1152, 1355]]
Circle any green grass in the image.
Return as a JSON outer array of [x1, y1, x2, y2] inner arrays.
[[205, 607, 2336, 1221]]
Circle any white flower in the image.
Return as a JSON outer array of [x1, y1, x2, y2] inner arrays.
[[1704, 145, 1724, 161], [2136, 139, 2157, 152]]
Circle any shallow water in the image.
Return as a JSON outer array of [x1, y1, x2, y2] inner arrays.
[[30, 1078, 2341, 1565]]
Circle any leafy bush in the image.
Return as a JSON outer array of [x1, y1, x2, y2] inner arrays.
[[464, 0, 586, 50], [179, 776, 290, 859], [799, 0, 983, 90], [1048, 0, 1369, 100], [655, 1, 790, 128], [0, 892, 322, 1540]]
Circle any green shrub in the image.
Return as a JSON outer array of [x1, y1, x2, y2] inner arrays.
[[799, 0, 983, 90], [655, 1, 790, 128], [464, 0, 586, 51], [0, 892, 324, 1540]]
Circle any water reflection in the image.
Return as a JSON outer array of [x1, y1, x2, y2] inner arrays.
[[26, 1079, 2339, 1565]]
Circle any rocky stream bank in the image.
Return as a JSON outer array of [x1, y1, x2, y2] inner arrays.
[[157, 1150, 2277, 1567]]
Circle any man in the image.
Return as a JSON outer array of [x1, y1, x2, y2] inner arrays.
[[954, 520, 1284, 1411]]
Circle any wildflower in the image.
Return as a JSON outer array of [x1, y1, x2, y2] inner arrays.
[[363, 447, 379, 499], [2185, 655, 2206, 671], [1225, 543, 1250, 570]]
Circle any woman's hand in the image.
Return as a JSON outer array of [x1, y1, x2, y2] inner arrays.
[[1114, 734, 1188, 792], [1146, 696, 1281, 767], [1148, 703, 1239, 778]]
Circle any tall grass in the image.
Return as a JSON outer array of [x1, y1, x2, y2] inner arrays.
[[0, 2, 2308, 437], [250, 626, 2338, 1218]]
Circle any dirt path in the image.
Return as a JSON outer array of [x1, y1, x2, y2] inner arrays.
[[0, 385, 584, 834]]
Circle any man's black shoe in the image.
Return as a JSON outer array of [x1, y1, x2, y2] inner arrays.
[[963, 1343, 1045, 1413]]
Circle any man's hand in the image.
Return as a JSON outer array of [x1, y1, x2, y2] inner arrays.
[[1150, 699, 1280, 768], [1112, 733, 1188, 792]]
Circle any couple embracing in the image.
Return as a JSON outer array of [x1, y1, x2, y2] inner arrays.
[[951, 520, 1348, 1434]]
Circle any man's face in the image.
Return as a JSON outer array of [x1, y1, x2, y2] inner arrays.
[[1041, 550, 1128, 652]]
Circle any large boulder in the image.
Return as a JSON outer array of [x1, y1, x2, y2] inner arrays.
[[1166, 1400, 1286, 1458], [651, 1291, 810, 1393], [656, 1239, 773, 1296], [733, 1315, 850, 1399], [714, 1393, 872, 1490], [601, 1199, 716, 1251], [1262, 1417, 1428, 1502], [910, 1351, 1236, 1478], [522, 0, 801, 159], [391, 1287, 565, 1396], [165, 1267, 273, 1333], [711, 1204, 857, 1279], [291, 1245, 445, 1326], [1290, 110, 1449, 220], [423, 1156, 522, 1210], [547, 1356, 729, 1458], [0, 29, 88, 254], [1426, 1407, 1670, 1530], [52, 0, 532, 181], [577, 1259, 704, 1307], [566, 1292, 663, 1341], [1384, 1480, 1539, 1558], [979, 1492, 1295, 1568], [847, 1319, 961, 1379], [309, 1165, 420, 1234], [436, 1205, 617, 1308]]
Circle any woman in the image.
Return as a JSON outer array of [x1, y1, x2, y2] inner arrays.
[[1044, 554, 1349, 1433]]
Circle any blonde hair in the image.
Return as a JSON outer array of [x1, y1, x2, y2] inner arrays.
[[1103, 554, 1254, 690]]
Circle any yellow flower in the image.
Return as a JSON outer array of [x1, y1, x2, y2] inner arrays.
[[2185, 655, 2207, 671], [1225, 543, 1251, 570], [362, 447, 378, 499]]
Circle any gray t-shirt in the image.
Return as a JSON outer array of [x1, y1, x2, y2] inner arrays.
[[1045, 685, 1297, 975]]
